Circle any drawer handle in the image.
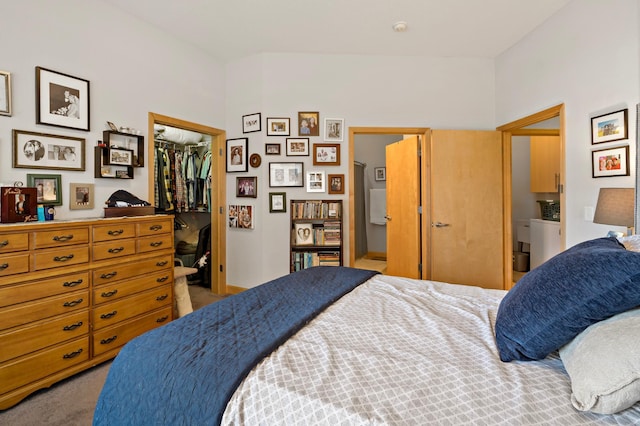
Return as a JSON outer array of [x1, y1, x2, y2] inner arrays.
[[108, 247, 125, 254], [54, 254, 75, 262], [0, 240, 8, 247], [0, 263, 8, 270], [63, 279, 83, 287], [156, 294, 169, 301], [100, 335, 118, 345], [156, 276, 169, 283], [101, 289, 118, 298], [156, 261, 168, 267], [63, 321, 84, 331], [63, 298, 84, 307], [149, 225, 163, 231], [63, 348, 83, 359], [100, 310, 117, 319], [100, 271, 117, 279], [150, 241, 163, 247], [53, 235, 74, 242], [156, 315, 169, 323], [107, 229, 124, 236]]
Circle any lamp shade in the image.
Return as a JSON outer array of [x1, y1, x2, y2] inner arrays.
[[593, 188, 635, 227]]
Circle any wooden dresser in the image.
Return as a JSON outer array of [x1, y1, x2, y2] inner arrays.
[[0, 215, 174, 410]]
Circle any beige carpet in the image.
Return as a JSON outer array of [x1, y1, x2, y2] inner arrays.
[[0, 285, 226, 426]]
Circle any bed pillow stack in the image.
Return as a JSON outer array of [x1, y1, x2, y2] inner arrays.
[[494, 236, 640, 414]]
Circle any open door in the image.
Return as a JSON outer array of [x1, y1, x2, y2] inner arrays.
[[428, 130, 504, 289], [386, 135, 421, 278]]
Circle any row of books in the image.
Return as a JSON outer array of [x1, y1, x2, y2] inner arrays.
[[293, 221, 341, 246], [291, 251, 341, 271], [291, 201, 342, 219]]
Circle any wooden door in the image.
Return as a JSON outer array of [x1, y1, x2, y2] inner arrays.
[[386, 136, 421, 278], [428, 130, 504, 289]]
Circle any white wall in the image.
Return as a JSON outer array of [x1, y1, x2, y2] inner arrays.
[[0, 0, 225, 218], [224, 54, 496, 287], [496, 0, 640, 247]]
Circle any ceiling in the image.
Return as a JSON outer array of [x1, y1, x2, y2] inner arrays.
[[100, 0, 571, 62]]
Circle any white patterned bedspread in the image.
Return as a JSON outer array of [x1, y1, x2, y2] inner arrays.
[[222, 275, 640, 425]]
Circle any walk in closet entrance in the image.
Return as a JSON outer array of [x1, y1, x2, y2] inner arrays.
[[147, 112, 227, 294]]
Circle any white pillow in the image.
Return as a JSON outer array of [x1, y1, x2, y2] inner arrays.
[[618, 235, 640, 252], [559, 308, 640, 414]]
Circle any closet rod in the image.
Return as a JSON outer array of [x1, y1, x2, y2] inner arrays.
[[354, 160, 367, 167]]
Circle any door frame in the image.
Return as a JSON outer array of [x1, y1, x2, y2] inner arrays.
[[148, 112, 227, 294], [497, 103, 566, 289], [348, 127, 429, 271]]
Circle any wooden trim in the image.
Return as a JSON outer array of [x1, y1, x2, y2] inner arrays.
[[509, 128, 559, 136], [148, 112, 227, 295], [497, 104, 563, 131]]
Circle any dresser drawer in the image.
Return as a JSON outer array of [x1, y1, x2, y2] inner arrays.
[[0, 289, 89, 331], [0, 253, 30, 277], [33, 227, 89, 249], [92, 254, 173, 285], [137, 219, 171, 237], [92, 285, 172, 330], [93, 223, 136, 242], [93, 306, 171, 356], [137, 234, 172, 254], [0, 272, 89, 308], [33, 245, 89, 271], [0, 232, 29, 253], [93, 270, 173, 305], [0, 337, 89, 396], [0, 311, 89, 363], [92, 239, 137, 261]]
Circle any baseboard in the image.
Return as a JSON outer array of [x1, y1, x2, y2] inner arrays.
[[365, 252, 387, 261]]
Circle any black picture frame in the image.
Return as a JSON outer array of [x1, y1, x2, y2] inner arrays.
[[269, 192, 287, 213], [242, 112, 261, 133], [591, 109, 628, 144], [236, 176, 257, 198], [269, 162, 304, 187], [36, 66, 90, 131], [226, 138, 248, 173]]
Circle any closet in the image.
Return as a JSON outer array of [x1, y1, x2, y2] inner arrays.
[[153, 124, 213, 287]]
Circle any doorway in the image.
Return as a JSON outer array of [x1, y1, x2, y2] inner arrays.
[[147, 112, 227, 294], [497, 104, 566, 288]]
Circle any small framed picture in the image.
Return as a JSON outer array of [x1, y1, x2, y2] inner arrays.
[[13, 129, 85, 171], [295, 222, 313, 245], [69, 183, 94, 210], [36, 66, 90, 131], [591, 109, 628, 144], [592, 145, 630, 178], [269, 192, 287, 213], [107, 147, 133, 166], [328, 174, 344, 195], [228, 204, 254, 229], [298, 111, 320, 136], [374, 167, 386, 181], [324, 118, 344, 142], [1, 186, 38, 223], [265, 143, 281, 155], [0, 70, 12, 116], [27, 173, 62, 205], [266, 117, 290, 136], [242, 112, 261, 133], [269, 162, 304, 187], [313, 143, 340, 166], [236, 176, 257, 198], [306, 171, 325, 193], [286, 138, 309, 156], [226, 138, 248, 172]]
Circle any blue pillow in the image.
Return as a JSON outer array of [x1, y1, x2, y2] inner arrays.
[[495, 237, 640, 361]]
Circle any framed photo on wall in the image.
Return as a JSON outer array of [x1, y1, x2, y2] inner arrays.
[[374, 167, 386, 181], [269, 162, 304, 187], [36, 66, 90, 131], [242, 112, 261, 133], [0, 70, 12, 116], [592, 145, 629, 178], [265, 143, 281, 155], [591, 109, 628, 144], [27, 173, 62, 205], [298, 111, 319, 136], [226, 138, 248, 172], [69, 183, 94, 210], [13, 129, 85, 171], [306, 170, 325, 193], [313, 143, 340, 166], [236, 176, 257, 198], [324, 118, 344, 141], [328, 174, 344, 194], [266, 117, 290, 136], [269, 192, 287, 213], [286, 138, 309, 156]]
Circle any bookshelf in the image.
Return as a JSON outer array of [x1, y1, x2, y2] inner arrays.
[[290, 199, 343, 272]]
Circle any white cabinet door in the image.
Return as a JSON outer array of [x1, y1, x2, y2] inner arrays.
[[530, 219, 561, 269]]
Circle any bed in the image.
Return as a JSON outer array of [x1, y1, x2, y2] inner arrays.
[[93, 237, 640, 425]]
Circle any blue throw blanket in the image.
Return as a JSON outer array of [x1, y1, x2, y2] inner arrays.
[[93, 266, 378, 426]]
